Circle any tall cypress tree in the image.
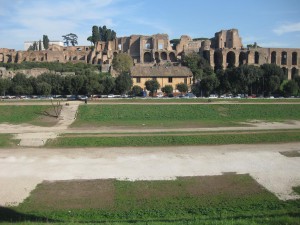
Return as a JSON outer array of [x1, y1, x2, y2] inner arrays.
[[43, 35, 49, 49], [92, 25, 100, 45]]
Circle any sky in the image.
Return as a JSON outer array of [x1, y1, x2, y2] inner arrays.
[[0, 0, 300, 50]]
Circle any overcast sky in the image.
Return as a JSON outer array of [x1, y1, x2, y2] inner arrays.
[[0, 0, 300, 50]]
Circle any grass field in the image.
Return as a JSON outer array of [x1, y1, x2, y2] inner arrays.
[[2, 174, 300, 224], [46, 130, 300, 147], [72, 104, 300, 128], [0, 134, 19, 147], [0, 105, 61, 126]]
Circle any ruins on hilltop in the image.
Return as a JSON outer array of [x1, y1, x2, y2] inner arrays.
[[0, 29, 299, 90]]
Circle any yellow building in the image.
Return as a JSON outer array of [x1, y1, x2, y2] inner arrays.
[[131, 65, 193, 93]]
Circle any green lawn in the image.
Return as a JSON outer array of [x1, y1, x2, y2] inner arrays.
[[0, 105, 60, 126], [3, 174, 300, 224], [72, 104, 300, 128], [46, 130, 300, 148]]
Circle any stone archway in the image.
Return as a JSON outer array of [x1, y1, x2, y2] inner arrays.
[[239, 52, 247, 65], [214, 51, 223, 70], [169, 52, 176, 62], [281, 51, 287, 65], [255, 51, 259, 64], [155, 52, 160, 63], [291, 67, 298, 79], [282, 67, 288, 79], [144, 52, 152, 63], [161, 52, 167, 61], [271, 51, 276, 64], [292, 52, 297, 65], [203, 50, 210, 64], [226, 51, 235, 68]]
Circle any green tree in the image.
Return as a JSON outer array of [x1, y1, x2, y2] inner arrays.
[[71, 75, 84, 94], [99, 25, 116, 41], [112, 53, 133, 74], [101, 76, 115, 94], [161, 85, 173, 95], [282, 80, 299, 97], [131, 85, 143, 96], [200, 75, 220, 96], [176, 83, 188, 94], [11, 73, 33, 95], [32, 42, 38, 51], [182, 52, 214, 83], [0, 78, 12, 96], [83, 73, 103, 96], [115, 72, 133, 94], [87, 36, 93, 46], [38, 40, 42, 51], [43, 35, 50, 49], [92, 25, 100, 45], [145, 80, 160, 97], [36, 82, 52, 96], [267, 75, 281, 95], [62, 33, 78, 46], [237, 65, 263, 95]]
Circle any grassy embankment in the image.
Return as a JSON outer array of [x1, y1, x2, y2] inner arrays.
[[0, 105, 61, 126], [45, 104, 300, 147], [2, 174, 300, 224]]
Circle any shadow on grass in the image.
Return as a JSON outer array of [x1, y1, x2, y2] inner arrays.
[[0, 206, 59, 223]]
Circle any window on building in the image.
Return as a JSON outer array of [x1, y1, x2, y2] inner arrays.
[[184, 78, 187, 84], [145, 43, 150, 49], [136, 77, 141, 83], [158, 43, 163, 50], [168, 77, 173, 83], [118, 44, 122, 50]]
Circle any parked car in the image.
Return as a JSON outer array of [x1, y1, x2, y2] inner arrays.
[[185, 93, 197, 98]]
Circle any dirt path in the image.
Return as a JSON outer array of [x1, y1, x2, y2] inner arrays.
[[0, 143, 299, 206], [9, 101, 81, 147]]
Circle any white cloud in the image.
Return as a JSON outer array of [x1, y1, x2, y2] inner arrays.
[[0, 0, 129, 50], [273, 22, 300, 35]]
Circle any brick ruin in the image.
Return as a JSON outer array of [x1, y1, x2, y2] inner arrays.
[[0, 29, 299, 80]]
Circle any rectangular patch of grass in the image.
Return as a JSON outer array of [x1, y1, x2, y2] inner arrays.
[[72, 104, 300, 128], [10, 174, 300, 224], [45, 131, 300, 148], [0, 105, 58, 125]]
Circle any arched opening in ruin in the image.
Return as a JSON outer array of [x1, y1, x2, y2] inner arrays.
[[169, 52, 176, 62], [292, 52, 297, 65], [292, 67, 298, 79], [226, 51, 236, 68], [271, 51, 276, 64], [254, 51, 259, 64], [239, 52, 247, 65], [281, 51, 287, 65], [161, 52, 167, 61], [155, 52, 160, 63], [113, 52, 118, 57], [203, 50, 210, 64], [214, 51, 223, 70], [282, 67, 288, 79], [144, 52, 152, 63], [73, 56, 77, 60], [0, 53, 4, 62]]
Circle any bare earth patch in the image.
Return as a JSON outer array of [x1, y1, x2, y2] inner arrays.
[[0, 143, 300, 206]]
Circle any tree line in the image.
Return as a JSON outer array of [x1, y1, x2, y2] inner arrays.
[[0, 71, 134, 97], [183, 52, 300, 97]]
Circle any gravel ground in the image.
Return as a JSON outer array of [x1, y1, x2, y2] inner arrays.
[[0, 143, 300, 206]]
